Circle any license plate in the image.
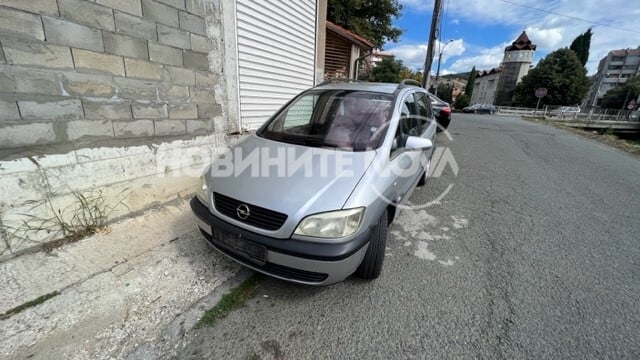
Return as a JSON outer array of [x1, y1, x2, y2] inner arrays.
[[212, 229, 266, 265]]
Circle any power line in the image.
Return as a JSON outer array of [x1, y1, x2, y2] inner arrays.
[[499, 0, 640, 34]]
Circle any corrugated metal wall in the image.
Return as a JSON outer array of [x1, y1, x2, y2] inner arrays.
[[236, 0, 317, 130]]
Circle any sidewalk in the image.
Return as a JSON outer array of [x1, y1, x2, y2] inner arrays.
[[0, 200, 247, 359]]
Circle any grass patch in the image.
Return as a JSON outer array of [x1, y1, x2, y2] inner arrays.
[[0, 291, 59, 321], [198, 274, 262, 326]]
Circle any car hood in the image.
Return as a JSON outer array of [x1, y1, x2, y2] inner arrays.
[[207, 134, 376, 230]]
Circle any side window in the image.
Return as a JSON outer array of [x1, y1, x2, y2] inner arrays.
[[414, 92, 433, 129], [391, 92, 420, 156], [283, 95, 316, 129]]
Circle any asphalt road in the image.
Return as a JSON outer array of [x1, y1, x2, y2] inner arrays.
[[176, 114, 640, 359]]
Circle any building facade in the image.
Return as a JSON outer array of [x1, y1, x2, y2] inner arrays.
[[324, 21, 373, 80], [0, 0, 327, 257], [470, 68, 501, 105], [585, 48, 640, 107]]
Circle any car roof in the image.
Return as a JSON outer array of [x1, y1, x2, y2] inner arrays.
[[313, 82, 406, 94]]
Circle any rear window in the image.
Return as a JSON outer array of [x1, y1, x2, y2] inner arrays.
[[258, 90, 393, 151]]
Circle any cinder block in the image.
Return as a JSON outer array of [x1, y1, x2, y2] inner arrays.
[[186, 119, 212, 135], [97, 0, 142, 17], [73, 49, 125, 76], [161, 86, 189, 101], [61, 72, 115, 97], [0, 65, 62, 95], [2, 40, 74, 69], [0, 123, 56, 147], [114, 77, 159, 100], [178, 11, 205, 35], [190, 87, 213, 103], [197, 103, 221, 119], [169, 104, 197, 119], [103, 32, 149, 59], [0, 100, 20, 121], [19, 99, 83, 120], [158, 24, 190, 49], [190, 34, 214, 53], [185, 0, 211, 16], [183, 51, 208, 71], [59, 0, 115, 31], [195, 71, 218, 87], [113, 120, 154, 137], [148, 42, 183, 66], [132, 103, 168, 119], [0, 7, 44, 41], [115, 11, 157, 41], [0, 0, 59, 16], [125, 58, 163, 80], [166, 66, 195, 86], [142, 0, 179, 27], [154, 119, 186, 136], [67, 119, 115, 140], [83, 102, 132, 120], [156, 0, 186, 10], [43, 17, 104, 52]]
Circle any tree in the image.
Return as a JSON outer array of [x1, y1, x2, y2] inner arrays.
[[600, 75, 640, 109], [327, 0, 403, 48], [398, 67, 423, 84], [465, 66, 476, 98], [454, 94, 471, 109], [436, 83, 453, 103], [569, 28, 593, 67], [368, 58, 403, 83], [514, 48, 590, 107]]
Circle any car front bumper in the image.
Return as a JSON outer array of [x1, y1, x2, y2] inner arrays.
[[190, 197, 370, 285]]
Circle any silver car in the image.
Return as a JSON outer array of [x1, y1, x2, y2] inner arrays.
[[191, 80, 437, 285]]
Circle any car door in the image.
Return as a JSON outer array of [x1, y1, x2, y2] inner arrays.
[[388, 91, 424, 203]]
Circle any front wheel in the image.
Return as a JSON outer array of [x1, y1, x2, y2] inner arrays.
[[355, 210, 388, 280]]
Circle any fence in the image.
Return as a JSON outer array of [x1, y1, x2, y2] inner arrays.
[[495, 106, 638, 121]]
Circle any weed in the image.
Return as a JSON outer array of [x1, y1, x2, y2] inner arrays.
[[0, 291, 59, 321], [198, 274, 262, 326]]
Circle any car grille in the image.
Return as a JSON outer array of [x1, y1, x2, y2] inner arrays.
[[213, 192, 287, 231], [200, 229, 329, 283]]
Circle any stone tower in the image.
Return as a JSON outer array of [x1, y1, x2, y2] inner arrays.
[[494, 31, 536, 106]]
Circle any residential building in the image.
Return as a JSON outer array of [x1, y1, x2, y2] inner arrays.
[[324, 21, 373, 80], [0, 0, 328, 256], [585, 48, 640, 107], [471, 68, 502, 104]]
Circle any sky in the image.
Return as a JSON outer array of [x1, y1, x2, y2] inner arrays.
[[387, 0, 640, 76]]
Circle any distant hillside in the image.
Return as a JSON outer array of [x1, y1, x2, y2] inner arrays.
[[441, 72, 470, 80]]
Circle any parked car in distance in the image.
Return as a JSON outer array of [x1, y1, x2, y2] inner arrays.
[[191, 79, 437, 285], [427, 92, 451, 130], [463, 103, 497, 114], [550, 106, 580, 118]]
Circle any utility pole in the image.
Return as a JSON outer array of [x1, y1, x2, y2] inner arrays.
[[422, 0, 443, 90], [434, 39, 453, 96]]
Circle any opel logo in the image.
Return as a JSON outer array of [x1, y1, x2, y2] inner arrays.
[[236, 204, 250, 219]]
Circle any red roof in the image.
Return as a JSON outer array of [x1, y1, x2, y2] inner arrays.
[[610, 48, 640, 57], [326, 21, 374, 50], [505, 31, 536, 52]]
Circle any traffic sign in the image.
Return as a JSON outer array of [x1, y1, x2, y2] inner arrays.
[[535, 88, 548, 98]]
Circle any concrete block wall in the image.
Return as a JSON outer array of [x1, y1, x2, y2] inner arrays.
[[0, 0, 230, 257]]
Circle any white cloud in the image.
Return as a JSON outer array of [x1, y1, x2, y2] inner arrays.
[[445, 44, 508, 74], [387, 39, 465, 70], [524, 26, 564, 50]]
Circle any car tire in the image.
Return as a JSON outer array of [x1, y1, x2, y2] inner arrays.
[[355, 210, 387, 280], [436, 117, 450, 132], [417, 157, 430, 187]]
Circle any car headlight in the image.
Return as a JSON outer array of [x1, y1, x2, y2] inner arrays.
[[196, 174, 209, 205], [294, 208, 364, 238]]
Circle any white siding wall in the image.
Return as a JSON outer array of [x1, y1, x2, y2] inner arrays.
[[236, 0, 317, 130]]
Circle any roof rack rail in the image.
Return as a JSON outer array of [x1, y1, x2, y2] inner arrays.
[[315, 78, 365, 87], [398, 79, 422, 88]]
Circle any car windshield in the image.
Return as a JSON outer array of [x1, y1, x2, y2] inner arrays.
[[258, 90, 393, 151]]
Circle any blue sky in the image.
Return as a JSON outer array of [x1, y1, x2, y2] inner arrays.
[[387, 0, 640, 76]]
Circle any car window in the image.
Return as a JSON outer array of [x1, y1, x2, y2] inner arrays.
[[391, 92, 421, 157], [414, 92, 433, 128], [260, 90, 393, 151]]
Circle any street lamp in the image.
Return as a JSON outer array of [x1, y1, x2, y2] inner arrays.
[[434, 39, 454, 96]]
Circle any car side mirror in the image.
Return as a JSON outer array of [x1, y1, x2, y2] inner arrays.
[[405, 136, 433, 151]]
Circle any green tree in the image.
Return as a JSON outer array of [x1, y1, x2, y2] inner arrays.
[[569, 28, 593, 67], [454, 94, 471, 109], [436, 83, 453, 103], [368, 58, 403, 83], [514, 48, 590, 107], [600, 75, 640, 109], [399, 67, 423, 83], [328, 0, 403, 48], [465, 66, 476, 97]]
